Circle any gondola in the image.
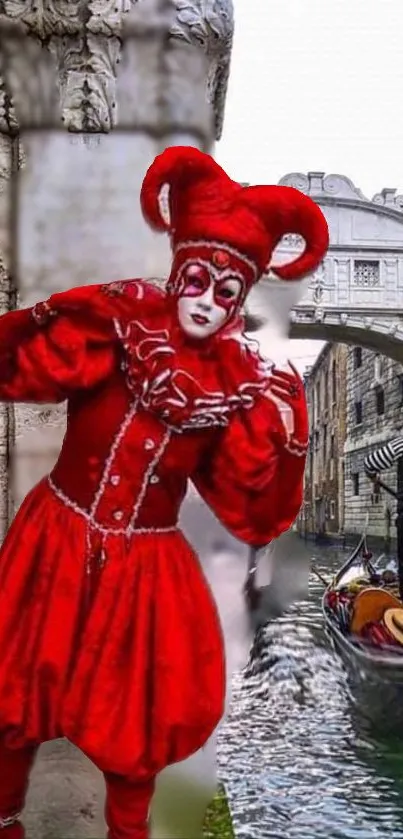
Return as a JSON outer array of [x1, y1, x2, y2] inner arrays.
[[243, 436, 403, 727], [320, 438, 403, 728]]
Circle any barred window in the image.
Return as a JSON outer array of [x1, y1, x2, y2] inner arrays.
[[353, 260, 380, 287]]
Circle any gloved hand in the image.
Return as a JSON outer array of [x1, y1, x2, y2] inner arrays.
[[266, 361, 308, 456]]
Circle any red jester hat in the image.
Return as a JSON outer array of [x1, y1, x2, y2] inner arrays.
[[140, 145, 329, 337]]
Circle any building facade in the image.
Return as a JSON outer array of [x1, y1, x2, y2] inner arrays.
[[344, 347, 403, 546], [300, 342, 348, 540], [301, 342, 403, 546]]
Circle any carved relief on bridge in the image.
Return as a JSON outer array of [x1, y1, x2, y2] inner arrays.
[[279, 171, 403, 210], [269, 171, 403, 353]]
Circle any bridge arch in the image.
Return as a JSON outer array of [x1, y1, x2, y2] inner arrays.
[[289, 314, 403, 362]]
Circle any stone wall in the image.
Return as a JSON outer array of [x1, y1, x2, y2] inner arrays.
[[344, 347, 403, 545], [336, 343, 348, 534], [0, 133, 17, 538], [300, 342, 348, 539]]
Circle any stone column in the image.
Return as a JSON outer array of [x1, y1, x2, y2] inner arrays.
[[0, 89, 18, 539], [0, 0, 234, 512], [0, 2, 234, 836]]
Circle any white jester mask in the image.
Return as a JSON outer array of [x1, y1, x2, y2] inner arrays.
[[173, 250, 247, 340]]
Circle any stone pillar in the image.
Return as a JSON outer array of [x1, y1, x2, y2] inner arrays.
[[0, 3, 234, 836], [0, 0, 234, 512], [0, 112, 19, 539]]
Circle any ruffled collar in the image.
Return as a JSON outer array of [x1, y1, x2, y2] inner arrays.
[[113, 285, 271, 431]]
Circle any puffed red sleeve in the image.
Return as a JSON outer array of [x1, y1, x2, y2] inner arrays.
[[0, 283, 119, 403], [192, 394, 307, 547]]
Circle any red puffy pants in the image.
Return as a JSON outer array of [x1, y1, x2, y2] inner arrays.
[[0, 740, 155, 839]]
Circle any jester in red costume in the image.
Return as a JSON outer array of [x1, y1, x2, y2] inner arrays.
[[0, 147, 328, 838]]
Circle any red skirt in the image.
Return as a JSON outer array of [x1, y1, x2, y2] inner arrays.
[[0, 479, 225, 778]]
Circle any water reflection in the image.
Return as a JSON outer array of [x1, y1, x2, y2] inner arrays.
[[219, 545, 403, 839]]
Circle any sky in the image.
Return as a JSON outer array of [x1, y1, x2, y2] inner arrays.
[[215, 0, 403, 373]]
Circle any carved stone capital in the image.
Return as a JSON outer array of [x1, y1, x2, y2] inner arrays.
[[0, 72, 18, 135], [0, 0, 233, 137], [311, 261, 327, 304], [170, 0, 234, 140], [1, 1, 138, 37]]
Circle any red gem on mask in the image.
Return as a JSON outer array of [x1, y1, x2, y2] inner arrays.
[[212, 249, 230, 268]]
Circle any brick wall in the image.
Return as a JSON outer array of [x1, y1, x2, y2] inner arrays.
[[301, 342, 348, 538]]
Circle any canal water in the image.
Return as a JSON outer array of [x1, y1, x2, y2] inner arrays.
[[219, 544, 403, 839]]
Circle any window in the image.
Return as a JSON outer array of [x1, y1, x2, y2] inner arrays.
[[330, 500, 336, 519], [353, 473, 360, 496], [354, 401, 362, 425], [315, 382, 321, 417], [398, 374, 403, 407], [332, 361, 337, 402], [371, 476, 381, 505], [324, 371, 329, 409], [330, 435, 335, 480], [376, 388, 385, 416], [374, 355, 383, 381], [353, 347, 362, 369], [353, 260, 380, 287]]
